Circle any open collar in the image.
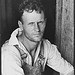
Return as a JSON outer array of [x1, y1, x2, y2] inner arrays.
[[8, 28, 43, 65], [8, 28, 22, 46]]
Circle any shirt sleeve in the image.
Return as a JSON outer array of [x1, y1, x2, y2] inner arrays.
[[46, 40, 74, 75], [1, 45, 25, 75]]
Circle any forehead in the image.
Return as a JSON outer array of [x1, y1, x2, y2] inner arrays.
[[22, 10, 45, 22]]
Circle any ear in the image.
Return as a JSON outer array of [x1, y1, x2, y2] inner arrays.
[[18, 21, 23, 31]]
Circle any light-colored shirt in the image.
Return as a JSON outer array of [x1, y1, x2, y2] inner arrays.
[[1, 28, 74, 75]]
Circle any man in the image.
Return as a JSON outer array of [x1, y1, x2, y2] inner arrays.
[[1, 0, 74, 75]]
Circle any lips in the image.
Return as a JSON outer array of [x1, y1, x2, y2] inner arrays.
[[33, 33, 42, 36], [34, 34, 40, 37], [33, 32, 43, 37]]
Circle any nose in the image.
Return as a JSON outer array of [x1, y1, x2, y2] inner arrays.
[[34, 23, 40, 32]]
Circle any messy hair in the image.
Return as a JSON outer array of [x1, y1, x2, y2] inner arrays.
[[18, 0, 45, 21]]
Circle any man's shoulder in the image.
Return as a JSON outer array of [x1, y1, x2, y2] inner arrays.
[[43, 39, 57, 47], [42, 39, 51, 45], [1, 40, 20, 56], [1, 40, 10, 51], [42, 39, 57, 51]]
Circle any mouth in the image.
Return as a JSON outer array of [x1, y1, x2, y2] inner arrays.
[[33, 33, 43, 38], [34, 34, 40, 37], [33, 32, 43, 37], [34, 33, 42, 36]]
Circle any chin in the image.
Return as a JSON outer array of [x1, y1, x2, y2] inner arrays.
[[33, 37, 42, 42]]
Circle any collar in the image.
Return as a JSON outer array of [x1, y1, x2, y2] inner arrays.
[[8, 28, 22, 46], [8, 28, 44, 65]]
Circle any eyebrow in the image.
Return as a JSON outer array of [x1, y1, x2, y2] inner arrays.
[[28, 20, 45, 25], [28, 22, 35, 25], [38, 20, 44, 23]]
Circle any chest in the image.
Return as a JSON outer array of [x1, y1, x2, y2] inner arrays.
[[21, 51, 45, 75], [14, 45, 46, 75], [14, 44, 46, 66]]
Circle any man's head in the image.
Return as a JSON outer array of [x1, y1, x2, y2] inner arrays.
[[18, 0, 46, 42]]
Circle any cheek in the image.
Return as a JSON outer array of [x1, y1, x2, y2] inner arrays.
[[23, 26, 33, 34]]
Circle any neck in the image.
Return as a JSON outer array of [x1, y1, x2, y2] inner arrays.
[[18, 34, 39, 52]]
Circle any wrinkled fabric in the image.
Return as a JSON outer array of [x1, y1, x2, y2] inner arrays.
[[1, 28, 74, 75]]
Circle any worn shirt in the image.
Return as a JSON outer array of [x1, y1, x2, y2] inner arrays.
[[1, 28, 74, 75]]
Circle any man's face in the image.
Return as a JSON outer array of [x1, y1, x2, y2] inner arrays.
[[19, 10, 46, 42]]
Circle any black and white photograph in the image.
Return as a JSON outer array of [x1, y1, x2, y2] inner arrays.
[[0, 0, 74, 75]]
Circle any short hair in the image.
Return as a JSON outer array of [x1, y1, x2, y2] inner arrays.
[[18, 0, 45, 21]]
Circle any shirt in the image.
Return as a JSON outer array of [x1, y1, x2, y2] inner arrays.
[[1, 28, 74, 75]]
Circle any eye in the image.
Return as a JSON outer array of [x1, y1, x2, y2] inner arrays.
[[37, 21, 44, 26], [28, 22, 35, 26]]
